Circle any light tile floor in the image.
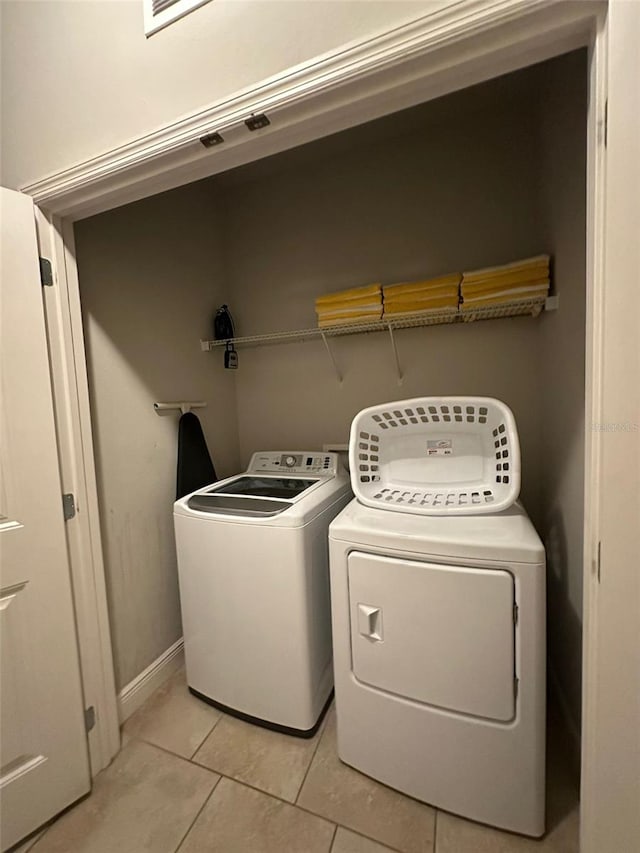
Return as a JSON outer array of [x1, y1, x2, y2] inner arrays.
[[17, 669, 579, 853]]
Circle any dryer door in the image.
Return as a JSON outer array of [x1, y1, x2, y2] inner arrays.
[[348, 551, 516, 721]]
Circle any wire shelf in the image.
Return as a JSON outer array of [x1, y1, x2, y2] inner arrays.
[[200, 296, 549, 351]]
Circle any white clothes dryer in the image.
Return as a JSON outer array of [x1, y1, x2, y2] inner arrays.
[[174, 451, 351, 736], [328, 398, 546, 836]]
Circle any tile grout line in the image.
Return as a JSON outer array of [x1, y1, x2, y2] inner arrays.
[[192, 769, 332, 819], [290, 714, 428, 853], [189, 711, 225, 761], [125, 732, 222, 778], [124, 704, 427, 853], [28, 729, 421, 853], [294, 712, 331, 805], [173, 773, 223, 853], [215, 774, 407, 853], [328, 822, 339, 852], [180, 718, 417, 853], [332, 825, 408, 853]]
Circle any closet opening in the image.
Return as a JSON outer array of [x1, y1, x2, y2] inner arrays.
[[72, 47, 587, 840]]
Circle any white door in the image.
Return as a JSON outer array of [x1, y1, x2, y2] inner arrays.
[[0, 188, 91, 851], [348, 551, 516, 721], [581, 4, 640, 851]]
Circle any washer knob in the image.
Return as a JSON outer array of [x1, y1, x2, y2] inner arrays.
[[284, 455, 296, 467]]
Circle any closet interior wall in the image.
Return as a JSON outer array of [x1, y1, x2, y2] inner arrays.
[[224, 64, 555, 515], [75, 183, 240, 691], [73, 52, 586, 733]]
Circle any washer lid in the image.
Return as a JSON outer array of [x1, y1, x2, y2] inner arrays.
[[187, 494, 291, 517], [175, 467, 352, 526], [329, 499, 544, 564], [207, 475, 319, 500]]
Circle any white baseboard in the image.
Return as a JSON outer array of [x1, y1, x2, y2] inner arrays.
[[117, 638, 184, 723]]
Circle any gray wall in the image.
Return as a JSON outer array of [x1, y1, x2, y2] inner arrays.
[[0, 0, 435, 189], [75, 181, 239, 690], [222, 92, 547, 524]]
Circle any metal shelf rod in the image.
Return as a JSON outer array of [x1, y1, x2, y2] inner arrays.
[[200, 295, 551, 352]]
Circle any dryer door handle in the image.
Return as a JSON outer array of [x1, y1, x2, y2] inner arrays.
[[357, 604, 383, 642]]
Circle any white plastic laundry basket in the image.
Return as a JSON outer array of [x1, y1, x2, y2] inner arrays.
[[349, 397, 520, 515]]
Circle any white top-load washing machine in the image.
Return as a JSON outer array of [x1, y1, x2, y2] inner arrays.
[[174, 451, 351, 736], [329, 398, 546, 836]]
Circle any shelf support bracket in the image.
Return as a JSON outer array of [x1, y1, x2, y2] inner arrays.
[[320, 333, 342, 383], [387, 324, 403, 383]]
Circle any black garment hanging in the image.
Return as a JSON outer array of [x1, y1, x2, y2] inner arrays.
[[213, 305, 235, 340], [176, 412, 217, 499]]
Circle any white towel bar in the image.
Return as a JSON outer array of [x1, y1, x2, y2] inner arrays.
[[154, 401, 207, 415]]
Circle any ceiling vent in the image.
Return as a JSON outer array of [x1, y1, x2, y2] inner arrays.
[[144, 0, 213, 36]]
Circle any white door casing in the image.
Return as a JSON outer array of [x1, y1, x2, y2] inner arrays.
[[0, 187, 91, 851], [35, 210, 120, 777]]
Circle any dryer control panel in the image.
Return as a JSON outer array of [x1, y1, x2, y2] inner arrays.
[[248, 451, 338, 476]]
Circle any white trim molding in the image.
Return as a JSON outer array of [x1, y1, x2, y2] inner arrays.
[[23, 0, 601, 220], [117, 638, 185, 723]]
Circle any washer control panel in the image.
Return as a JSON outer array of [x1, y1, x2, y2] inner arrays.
[[248, 451, 337, 475]]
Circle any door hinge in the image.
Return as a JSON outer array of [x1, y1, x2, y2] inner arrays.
[[604, 100, 608, 148], [513, 602, 519, 625], [39, 257, 53, 286], [62, 493, 76, 521], [596, 541, 602, 583], [84, 706, 96, 733]]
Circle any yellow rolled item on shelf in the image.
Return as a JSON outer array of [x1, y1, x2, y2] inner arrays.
[[316, 304, 382, 316], [462, 284, 549, 303], [383, 273, 461, 297], [384, 305, 459, 319], [461, 270, 549, 293], [315, 283, 382, 307], [384, 284, 460, 302], [462, 266, 549, 287], [315, 296, 382, 314], [462, 254, 550, 283], [318, 312, 382, 328], [384, 295, 459, 314], [384, 295, 459, 309], [461, 292, 549, 310], [461, 282, 549, 304], [384, 291, 459, 307], [316, 315, 381, 326], [316, 303, 383, 319]]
